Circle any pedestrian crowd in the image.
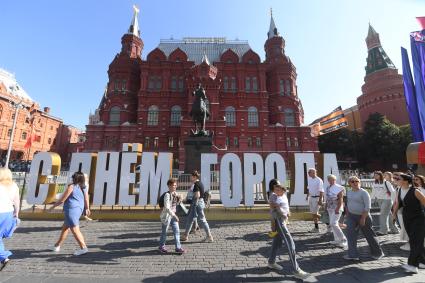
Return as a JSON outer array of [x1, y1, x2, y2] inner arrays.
[[301, 169, 425, 275], [0, 167, 425, 280]]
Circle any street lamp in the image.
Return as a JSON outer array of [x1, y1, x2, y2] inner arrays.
[[5, 85, 25, 169]]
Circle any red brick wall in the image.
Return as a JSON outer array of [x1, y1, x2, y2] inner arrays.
[[358, 68, 409, 127]]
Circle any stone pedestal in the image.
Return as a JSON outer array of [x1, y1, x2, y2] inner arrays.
[[184, 136, 213, 173]]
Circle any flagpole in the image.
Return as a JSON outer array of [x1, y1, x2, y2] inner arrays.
[[19, 113, 35, 210]]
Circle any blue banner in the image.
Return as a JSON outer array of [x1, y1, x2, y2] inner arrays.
[[402, 47, 423, 141], [410, 30, 425, 141]]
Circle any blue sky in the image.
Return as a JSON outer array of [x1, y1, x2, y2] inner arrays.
[[0, 0, 423, 129]]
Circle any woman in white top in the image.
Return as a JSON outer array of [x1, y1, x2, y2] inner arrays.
[[325, 174, 347, 248], [391, 172, 409, 250], [372, 171, 398, 235], [0, 168, 20, 271]]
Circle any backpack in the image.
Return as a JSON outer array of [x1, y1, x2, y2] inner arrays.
[[158, 192, 169, 208]]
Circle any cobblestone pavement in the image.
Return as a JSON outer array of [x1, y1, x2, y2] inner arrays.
[[1, 219, 424, 283]]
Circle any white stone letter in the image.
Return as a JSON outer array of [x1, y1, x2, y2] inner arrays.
[[292, 153, 315, 206], [243, 153, 264, 206], [118, 152, 139, 206], [201, 153, 217, 193], [220, 153, 242, 208], [138, 152, 172, 206], [26, 152, 61, 205], [323, 153, 341, 188], [264, 153, 287, 194], [92, 152, 120, 205]]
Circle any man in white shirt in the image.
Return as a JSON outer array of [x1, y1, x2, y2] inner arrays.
[[306, 168, 324, 233]]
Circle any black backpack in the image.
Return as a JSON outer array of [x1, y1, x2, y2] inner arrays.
[[158, 192, 169, 208]]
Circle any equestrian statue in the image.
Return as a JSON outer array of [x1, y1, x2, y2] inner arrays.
[[189, 83, 210, 136]]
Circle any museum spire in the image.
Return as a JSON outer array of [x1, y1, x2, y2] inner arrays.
[[267, 8, 279, 39], [128, 4, 140, 37]]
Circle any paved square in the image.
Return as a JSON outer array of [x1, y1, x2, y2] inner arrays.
[[1, 219, 424, 282]]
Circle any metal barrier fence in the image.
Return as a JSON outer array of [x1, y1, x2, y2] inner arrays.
[[12, 170, 376, 208]]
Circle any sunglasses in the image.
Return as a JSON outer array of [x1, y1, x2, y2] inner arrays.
[[393, 177, 400, 181], [350, 180, 360, 183]]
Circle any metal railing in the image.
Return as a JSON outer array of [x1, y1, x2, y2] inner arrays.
[[13, 169, 377, 209]]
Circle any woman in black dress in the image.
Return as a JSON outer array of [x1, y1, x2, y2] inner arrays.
[[392, 173, 425, 273]]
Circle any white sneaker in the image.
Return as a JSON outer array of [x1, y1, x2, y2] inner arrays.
[[73, 248, 88, 256], [50, 245, 60, 252], [419, 263, 425, 269], [293, 269, 310, 280], [337, 241, 348, 248], [267, 262, 283, 271], [400, 243, 410, 251], [401, 264, 418, 273]]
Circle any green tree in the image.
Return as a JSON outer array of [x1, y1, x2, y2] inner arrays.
[[357, 113, 410, 170], [318, 128, 356, 157], [318, 113, 412, 170]]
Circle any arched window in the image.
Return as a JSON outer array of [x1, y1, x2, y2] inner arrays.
[[245, 77, 251, 92], [171, 76, 177, 91], [286, 80, 291, 96], [231, 77, 236, 92], [284, 108, 295, 126], [252, 77, 258, 92], [223, 76, 228, 91], [147, 105, 159, 126], [148, 76, 155, 90], [148, 76, 162, 91], [109, 106, 121, 125], [279, 80, 285, 96], [156, 77, 162, 90], [114, 80, 120, 91], [225, 106, 236, 127], [170, 105, 181, 126], [248, 106, 258, 127], [178, 76, 184, 92]]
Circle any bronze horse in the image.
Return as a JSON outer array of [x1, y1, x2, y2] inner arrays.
[[190, 83, 210, 136]]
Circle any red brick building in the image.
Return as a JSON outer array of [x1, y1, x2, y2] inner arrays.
[[357, 24, 409, 128], [0, 69, 82, 165], [85, 10, 318, 170]]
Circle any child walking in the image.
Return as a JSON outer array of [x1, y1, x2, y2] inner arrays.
[[158, 178, 185, 254], [268, 179, 280, 238], [267, 183, 310, 280]]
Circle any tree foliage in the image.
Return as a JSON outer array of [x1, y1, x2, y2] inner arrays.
[[318, 112, 413, 170]]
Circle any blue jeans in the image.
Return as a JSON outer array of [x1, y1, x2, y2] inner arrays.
[[159, 217, 181, 249], [268, 215, 300, 272], [0, 212, 16, 261], [377, 199, 398, 233], [185, 199, 211, 235], [346, 213, 383, 258]]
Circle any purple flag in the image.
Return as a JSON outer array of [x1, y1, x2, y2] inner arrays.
[[402, 47, 423, 141], [410, 30, 425, 141]]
